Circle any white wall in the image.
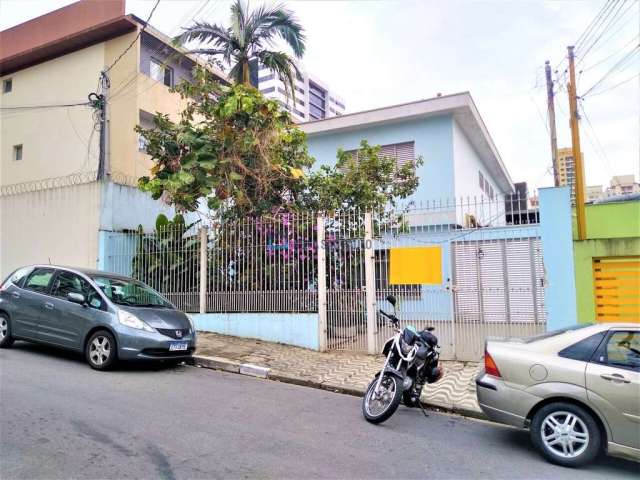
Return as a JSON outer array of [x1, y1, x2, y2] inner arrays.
[[0, 182, 101, 278], [452, 119, 508, 226], [452, 119, 505, 200]]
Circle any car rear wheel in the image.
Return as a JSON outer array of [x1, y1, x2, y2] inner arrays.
[[85, 330, 117, 371], [531, 402, 601, 468], [0, 313, 15, 348]]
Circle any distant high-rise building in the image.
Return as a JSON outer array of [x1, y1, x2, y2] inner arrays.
[[257, 64, 345, 123], [606, 174, 640, 197], [586, 185, 604, 202], [557, 147, 583, 202]]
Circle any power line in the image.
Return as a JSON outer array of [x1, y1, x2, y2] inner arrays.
[[581, 35, 639, 72], [574, 0, 615, 49], [579, 5, 639, 65], [0, 101, 89, 111], [577, 0, 636, 64], [581, 44, 640, 96], [576, 0, 625, 58], [104, 0, 161, 74], [586, 72, 640, 97], [579, 102, 623, 187], [109, 0, 219, 103]]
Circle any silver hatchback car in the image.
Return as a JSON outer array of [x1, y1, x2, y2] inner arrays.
[[0, 265, 197, 370], [476, 323, 639, 467]]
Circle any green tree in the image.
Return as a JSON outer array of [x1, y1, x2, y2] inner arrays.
[[136, 66, 313, 217], [303, 140, 423, 213], [176, 0, 305, 94]]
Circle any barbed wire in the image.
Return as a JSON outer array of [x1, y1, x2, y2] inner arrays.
[[0, 171, 99, 197]]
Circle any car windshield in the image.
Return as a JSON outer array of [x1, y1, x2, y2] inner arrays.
[[524, 324, 593, 343], [90, 275, 172, 308]]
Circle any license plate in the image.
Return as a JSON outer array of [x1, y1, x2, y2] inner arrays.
[[169, 342, 188, 352]]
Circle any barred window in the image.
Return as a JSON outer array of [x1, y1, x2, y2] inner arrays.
[[344, 141, 416, 170]]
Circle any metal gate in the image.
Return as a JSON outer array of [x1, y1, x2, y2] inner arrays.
[[322, 205, 547, 361], [451, 237, 546, 360]]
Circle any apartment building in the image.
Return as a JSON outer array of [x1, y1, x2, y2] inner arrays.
[[607, 174, 640, 197], [0, 0, 226, 278], [257, 64, 345, 123], [556, 147, 584, 202]]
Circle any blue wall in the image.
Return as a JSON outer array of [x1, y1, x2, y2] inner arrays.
[[193, 313, 320, 350], [100, 181, 174, 232], [97, 230, 138, 275], [539, 187, 578, 329], [306, 115, 455, 203], [375, 224, 541, 322]]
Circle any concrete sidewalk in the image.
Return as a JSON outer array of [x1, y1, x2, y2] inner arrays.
[[194, 332, 484, 418]]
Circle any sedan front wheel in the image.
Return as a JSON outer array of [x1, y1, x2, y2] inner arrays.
[[85, 330, 117, 371], [531, 402, 602, 468]]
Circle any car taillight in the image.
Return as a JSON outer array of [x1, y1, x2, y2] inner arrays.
[[484, 351, 501, 378]]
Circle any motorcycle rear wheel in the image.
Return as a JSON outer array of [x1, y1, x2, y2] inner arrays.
[[362, 374, 403, 424]]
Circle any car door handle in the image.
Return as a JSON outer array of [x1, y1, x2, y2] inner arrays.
[[11, 292, 20, 299], [600, 373, 631, 383], [44, 302, 54, 310]]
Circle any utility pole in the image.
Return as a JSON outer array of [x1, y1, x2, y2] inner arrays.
[[567, 46, 587, 240], [544, 61, 560, 187], [97, 70, 111, 180], [102, 70, 111, 179]]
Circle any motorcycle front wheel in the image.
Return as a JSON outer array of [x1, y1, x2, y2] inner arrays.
[[362, 374, 403, 424]]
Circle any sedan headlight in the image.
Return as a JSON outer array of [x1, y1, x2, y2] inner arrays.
[[186, 314, 196, 333], [118, 310, 155, 332]]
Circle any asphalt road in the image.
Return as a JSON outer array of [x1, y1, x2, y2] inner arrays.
[[1, 342, 638, 480]]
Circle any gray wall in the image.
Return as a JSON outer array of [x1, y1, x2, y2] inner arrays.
[[139, 32, 195, 86]]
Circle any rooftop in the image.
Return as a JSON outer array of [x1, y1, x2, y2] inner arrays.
[[299, 92, 513, 193], [0, 0, 226, 81]]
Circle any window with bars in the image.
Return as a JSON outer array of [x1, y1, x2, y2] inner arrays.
[[344, 141, 416, 170]]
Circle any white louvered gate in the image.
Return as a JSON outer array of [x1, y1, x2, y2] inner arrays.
[[451, 237, 546, 360]]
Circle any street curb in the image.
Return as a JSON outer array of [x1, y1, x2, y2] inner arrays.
[[191, 355, 487, 421]]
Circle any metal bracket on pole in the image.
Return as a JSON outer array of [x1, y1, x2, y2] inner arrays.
[[364, 212, 377, 355], [317, 215, 327, 352], [199, 226, 208, 314]]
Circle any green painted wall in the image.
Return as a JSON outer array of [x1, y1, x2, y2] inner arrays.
[[572, 200, 640, 239], [572, 200, 640, 324]]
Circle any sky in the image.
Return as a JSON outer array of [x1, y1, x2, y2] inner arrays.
[[1, 0, 639, 192]]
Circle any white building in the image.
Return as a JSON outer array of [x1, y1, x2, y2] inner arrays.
[[257, 64, 345, 123], [606, 174, 640, 197]]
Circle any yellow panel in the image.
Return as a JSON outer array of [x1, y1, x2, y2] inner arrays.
[[593, 256, 640, 324], [594, 279, 640, 288], [594, 261, 640, 270], [595, 305, 640, 314], [389, 247, 442, 285]]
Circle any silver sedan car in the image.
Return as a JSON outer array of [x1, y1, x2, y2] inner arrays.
[[0, 265, 197, 370], [476, 323, 639, 467]]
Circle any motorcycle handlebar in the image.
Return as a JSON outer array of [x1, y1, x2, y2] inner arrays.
[[378, 309, 399, 324]]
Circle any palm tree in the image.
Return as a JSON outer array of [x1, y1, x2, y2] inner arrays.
[[176, 0, 306, 95]]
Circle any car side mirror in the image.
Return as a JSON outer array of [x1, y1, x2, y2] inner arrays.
[[67, 292, 86, 305], [386, 295, 397, 307]]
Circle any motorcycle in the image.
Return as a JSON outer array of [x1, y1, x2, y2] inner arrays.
[[362, 295, 443, 424]]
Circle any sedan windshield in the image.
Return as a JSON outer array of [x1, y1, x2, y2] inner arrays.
[[90, 275, 172, 308]]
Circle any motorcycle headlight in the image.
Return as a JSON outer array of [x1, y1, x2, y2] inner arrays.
[[118, 310, 155, 332], [400, 337, 413, 355]]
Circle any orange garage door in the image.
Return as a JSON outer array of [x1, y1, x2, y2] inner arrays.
[[593, 257, 640, 323]]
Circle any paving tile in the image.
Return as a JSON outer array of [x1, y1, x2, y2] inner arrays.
[[196, 332, 482, 414]]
